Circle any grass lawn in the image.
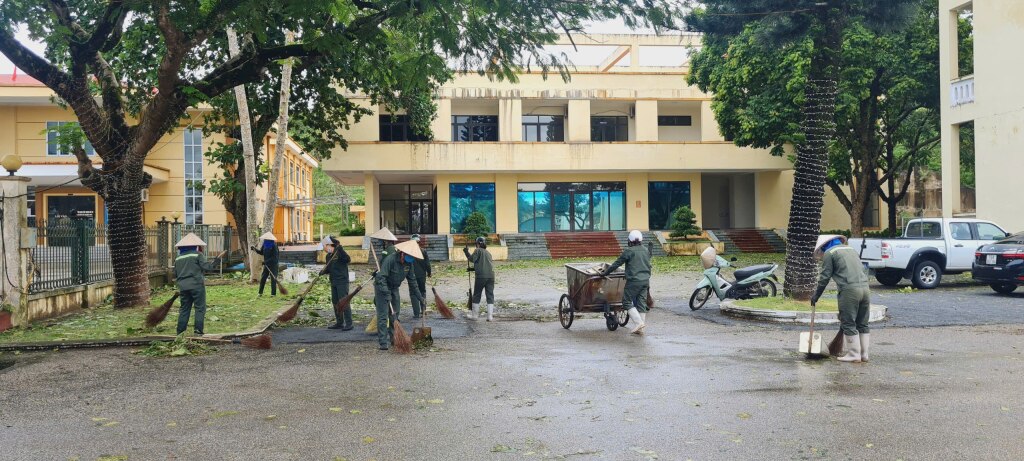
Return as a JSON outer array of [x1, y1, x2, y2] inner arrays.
[[0, 277, 303, 344], [733, 296, 839, 312], [430, 253, 786, 277]]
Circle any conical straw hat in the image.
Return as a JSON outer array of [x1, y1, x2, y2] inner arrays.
[[814, 234, 848, 259], [259, 232, 277, 241], [700, 245, 717, 269], [394, 240, 423, 260], [317, 235, 334, 251], [369, 227, 398, 241], [175, 233, 207, 247]]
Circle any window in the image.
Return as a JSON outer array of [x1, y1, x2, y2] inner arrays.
[[590, 116, 628, 142], [658, 116, 692, 126], [184, 128, 204, 225], [27, 186, 36, 227], [517, 182, 625, 232], [949, 222, 972, 240], [46, 122, 95, 156], [522, 115, 564, 142], [380, 115, 430, 141], [449, 183, 496, 233], [648, 182, 692, 230], [452, 116, 499, 142], [905, 221, 941, 239], [975, 223, 1007, 241], [380, 184, 435, 235]]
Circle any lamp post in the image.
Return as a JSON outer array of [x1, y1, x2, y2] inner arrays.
[[170, 210, 181, 223], [1, 154, 23, 176]]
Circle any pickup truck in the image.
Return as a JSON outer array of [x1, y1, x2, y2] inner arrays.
[[848, 218, 1010, 289]]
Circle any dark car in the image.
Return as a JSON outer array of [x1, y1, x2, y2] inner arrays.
[[973, 232, 1024, 294]]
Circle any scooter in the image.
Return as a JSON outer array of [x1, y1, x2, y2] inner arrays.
[[689, 246, 779, 310]]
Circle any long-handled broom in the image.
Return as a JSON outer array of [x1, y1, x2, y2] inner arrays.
[[389, 304, 413, 354], [261, 264, 290, 296], [432, 285, 455, 319], [145, 251, 225, 328], [155, 334, 272, 350], [277, 247, 343, 323], [365, 243, 383, 332], [334, 277, 373, 318]]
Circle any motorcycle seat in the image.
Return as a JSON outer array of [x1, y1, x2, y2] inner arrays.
[[733, 264, 774, 282]]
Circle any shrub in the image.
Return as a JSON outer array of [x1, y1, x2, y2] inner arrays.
[[669, 206, 702, 239], [461, 211, 491, 241], [338, 225, 365, 237]]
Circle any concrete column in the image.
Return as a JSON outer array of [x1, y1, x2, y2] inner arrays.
[[364, 174, 380, 233], [494, 174, 518, 233], [940, 123, 961, 217], [700, 100, 724, 142], [567, 100, 591, 142], [431, 98, 452, 142], [0, 176, 30, 323], [630, 43, 640, 69], [499, 99, 523, 142], [634, 100, 658, 141], [435, 176, 451, 234], [625, 172, 650, 231]]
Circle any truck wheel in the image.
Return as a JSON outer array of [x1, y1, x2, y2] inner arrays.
[[991, 283, 1018, 295], [911, 261, 942, 289], [875, 271, 903, 287]]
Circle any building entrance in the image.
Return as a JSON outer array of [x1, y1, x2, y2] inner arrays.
[[701, 174, 755, 229]]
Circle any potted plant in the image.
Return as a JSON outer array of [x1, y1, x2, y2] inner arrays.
[[666, 206, 717, 255], [0, 304, 13, 333], [454, 211, 495, 245]]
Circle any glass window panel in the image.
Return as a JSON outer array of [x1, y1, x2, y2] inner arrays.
[[610, 191, 626, 231], [449, 183, 496, 233], [538, 124, 549, 142], [380, 185, 408, 200], [573, 193, 591, 231], [553, 193, 570, 231], [518, 192, 535, 233], [949, 222, 972, 240], [410, 184, 432, 199], [534, 192, 552, 232], [592, 191, 609, 231], [647, 181, 691, 230], [976, 223, 1006, 240]]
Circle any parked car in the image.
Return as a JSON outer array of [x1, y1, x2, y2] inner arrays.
[[972, 232, 1024, 294], [848, 218, 1009, 289]]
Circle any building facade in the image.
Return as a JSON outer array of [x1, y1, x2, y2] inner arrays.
[[323, 34, 854, 237], [0, 74, 316, 241], [939, 1, 1024, 233]]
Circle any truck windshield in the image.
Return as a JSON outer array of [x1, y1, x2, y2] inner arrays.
[[905, 221, 942, 238]]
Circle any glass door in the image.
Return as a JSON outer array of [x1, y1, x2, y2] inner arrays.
[[553, 193, 571, 231], [409, 200, 434, 234]]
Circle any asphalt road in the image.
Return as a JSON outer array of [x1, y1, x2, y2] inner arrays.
[[3, 309, 1024, 460]]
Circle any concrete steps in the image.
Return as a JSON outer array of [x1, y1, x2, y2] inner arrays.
[[709, 229, 786, 254], [504, 233, 551, 260], [545, 232, 622, 259]]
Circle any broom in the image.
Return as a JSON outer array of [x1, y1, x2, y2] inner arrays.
[[647, 290, 656, 309], [828, 329, 844, 356], [365, 243, 383, 331], [261, 264, 290, 296], [432, 285, 455, 319], [277, 247, 343, 323], [334, 277, 373, 318], [145, 293, 179, 329], [156, 334, 272, 350], [389, 304, 413, 354]]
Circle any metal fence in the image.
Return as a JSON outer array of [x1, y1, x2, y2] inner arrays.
[[27, 219, 241, 294]]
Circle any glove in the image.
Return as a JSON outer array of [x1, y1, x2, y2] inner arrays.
[[810, 285, 826, 306], [372, 270, 379, 277]]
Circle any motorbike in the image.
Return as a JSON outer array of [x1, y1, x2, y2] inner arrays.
[[689, 246, 779, 310]]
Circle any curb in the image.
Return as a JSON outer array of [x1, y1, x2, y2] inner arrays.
[[720, 300, 888, 324]]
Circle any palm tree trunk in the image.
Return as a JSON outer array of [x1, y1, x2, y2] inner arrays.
[[226, 28, 261, 282], [106, 184, 151, 308]]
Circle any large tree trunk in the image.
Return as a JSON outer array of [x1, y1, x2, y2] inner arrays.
[[783, 20, 842, 300], [227, 28, 262, 282], [262, 31, 295, 235]]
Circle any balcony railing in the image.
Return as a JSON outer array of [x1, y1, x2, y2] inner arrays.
[[950, 75, 975, 107]]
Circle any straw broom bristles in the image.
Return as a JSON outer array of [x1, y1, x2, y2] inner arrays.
[[334, 284, 364, 318], [144, 293, 179, 329], [432, 286, 455, 319], [262, 264, 289, 296], [391, 314, 413, 354]]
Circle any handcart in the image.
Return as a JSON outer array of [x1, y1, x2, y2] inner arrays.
[[558, 262, 630, 331]]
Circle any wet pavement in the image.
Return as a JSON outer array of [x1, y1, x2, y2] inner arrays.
[[272, 313, 472, 344]]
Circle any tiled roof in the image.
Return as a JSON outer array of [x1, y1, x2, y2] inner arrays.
[[0, 73, 45, 87]]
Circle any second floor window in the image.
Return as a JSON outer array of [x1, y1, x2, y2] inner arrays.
[[452, 115, 498, 142], [591, 116, 628, 142], [46, 122, 96, 156], [522, 115, 564, 142], [380, 115, 429, 141]]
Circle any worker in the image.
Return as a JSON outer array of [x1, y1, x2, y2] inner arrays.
[[320, 235, 353, 330], [252, 232, 280, 297], [463, 236, 495, 321], [409, 234, 432, 319], [174, 233, 218, 336], [812, 234, 872, 363], [600, 230, 651, 335], [369, 227, 398, 259], [373, 240, 424, 350]]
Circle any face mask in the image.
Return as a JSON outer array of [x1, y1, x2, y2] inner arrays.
[[404, 255, 414, 264]]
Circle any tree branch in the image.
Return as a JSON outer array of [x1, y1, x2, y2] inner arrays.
[[0, 26, 74, 97], [86, 1, 129, 53], [826, 178, 853, 213]]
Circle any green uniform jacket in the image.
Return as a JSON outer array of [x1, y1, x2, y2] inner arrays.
[[413, 250, 432, 280], [816, 245, 870, 292], [322, 246, 352, 283], [174, 251, 215, 291], [606, 245, 652, 283], [375, 251, 418, 290], [464, 247, 494, 279]]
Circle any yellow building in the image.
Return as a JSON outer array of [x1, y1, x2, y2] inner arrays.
[[939, 1, 1024, 233], [0, 73, 317, 241], [321, 34, 852, 241]]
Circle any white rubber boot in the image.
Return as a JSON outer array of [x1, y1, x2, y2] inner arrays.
[[469, 303, 480, 320], [627, 308, 646, 335], [860, 333, 870, 362], [487, 304, 495, 322], [837, 335, 862, 363], [640, 312, 647, 322]]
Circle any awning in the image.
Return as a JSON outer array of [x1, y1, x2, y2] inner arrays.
[[1, 163, 170, 187]]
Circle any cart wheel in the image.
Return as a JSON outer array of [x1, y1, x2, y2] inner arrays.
[[558, 294, 575, 329], [616, 306, 629, 327], [606, 315, 619, 331]]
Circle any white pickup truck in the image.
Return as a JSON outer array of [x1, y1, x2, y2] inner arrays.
[[848, 218, 1010, 289]]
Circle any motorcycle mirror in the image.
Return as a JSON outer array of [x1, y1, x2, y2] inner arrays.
[[730, 257, 737, 262]]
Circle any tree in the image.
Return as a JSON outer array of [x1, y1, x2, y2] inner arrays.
[[686, 0, 917, 299], [669, 206, 701, 239], [1, 0, 678, 308], [260, 30, 295, 247], [225, 28, 261, 281], [461, 212, 491, 241]]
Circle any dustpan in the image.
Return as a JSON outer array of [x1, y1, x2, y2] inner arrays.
[[799, 300, 829, 357]]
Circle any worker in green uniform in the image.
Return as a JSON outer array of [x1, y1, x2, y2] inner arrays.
[[174, 233, 219, 336], [320, 235, 353, 330], [600, 230, 651, 335], [463, 236, 495, 321], [373, 240, 424, 350], [370, 227, 398, 259], [409, 234, 432, 319], [812, 234, 872, 363], [252, 232, 280, 296]]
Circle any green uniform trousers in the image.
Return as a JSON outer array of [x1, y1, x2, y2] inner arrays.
[[472, 277, 495, 304], [374, 284, 402, 348], [623, 281, 650, 313], [410, 278, 426, 317], [177, 287, 206, 335], [330, 280, 351, 327], [838, 285, 871, 336]]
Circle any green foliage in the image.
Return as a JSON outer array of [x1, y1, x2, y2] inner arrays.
[[136, 335, 216, 358], [337, 225, 366, 237], [461, 212, 491, 240], [669, 206, 701, 239], [312, 168, 364, 235]]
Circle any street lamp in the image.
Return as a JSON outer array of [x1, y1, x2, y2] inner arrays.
[[170, 210, 181, 223], [1, 154, 23, 176]]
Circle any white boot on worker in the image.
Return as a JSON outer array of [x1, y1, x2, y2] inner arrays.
[[860, 333, 870, 362], [838, 335, 862, 362], [627, 308, 646, 335], [469, 303, 480, 320], [486, 304, 495, 322]]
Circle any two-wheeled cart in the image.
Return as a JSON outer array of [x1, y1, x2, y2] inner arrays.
[[558, 263, 630, 331]]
